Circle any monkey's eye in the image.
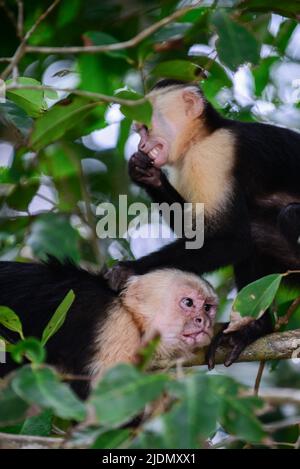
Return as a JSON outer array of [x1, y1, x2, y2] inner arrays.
[[204, 304, 212, 312], [131, 123, 139, 133], [132, 123, 148, 134], [181, 297, 194, 308]]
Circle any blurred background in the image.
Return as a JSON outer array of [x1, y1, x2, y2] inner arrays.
[[1, 0, 300, 435]]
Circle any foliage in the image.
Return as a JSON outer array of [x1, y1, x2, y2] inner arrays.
[[0, 0, 300, 449]]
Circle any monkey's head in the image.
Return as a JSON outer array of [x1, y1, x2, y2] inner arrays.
[[135, 79, 206, 167], [121, 269, 218, 360]]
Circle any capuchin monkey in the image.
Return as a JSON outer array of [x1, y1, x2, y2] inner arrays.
[[107, 78, 300, 368], [0, 259, 217, 398]]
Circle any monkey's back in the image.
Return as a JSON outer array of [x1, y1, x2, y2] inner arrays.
[[0, 259, 116, 393], [233, 121, 300, 197]]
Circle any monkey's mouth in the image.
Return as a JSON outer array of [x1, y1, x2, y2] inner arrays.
[[182, 331, 210, 346], [147, 143, 168, 168]]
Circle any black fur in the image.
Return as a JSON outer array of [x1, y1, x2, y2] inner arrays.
[[119, 83, 300, 365], [0, 258, 117, 398]]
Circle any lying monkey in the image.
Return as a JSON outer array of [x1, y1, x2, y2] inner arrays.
[[0, 259, 217, 398]]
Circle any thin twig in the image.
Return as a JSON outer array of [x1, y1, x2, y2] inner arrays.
[[35, 192, 57, 207], [16, 0, 24, 39], [5, 83, 146, 106], [245, 387, 300, 406], [23, 0, 61, 43], [0, 57, 12, 63], [265, 417, 300, 432], [0, 2, 201, 82], [254, 360, 265, 395], [275, 296, 300, 331], [25, 3, 201, 55]]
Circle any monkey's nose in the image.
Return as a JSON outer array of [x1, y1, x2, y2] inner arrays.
[[139, 140, 146, 150], [194, 317, 203, 326]]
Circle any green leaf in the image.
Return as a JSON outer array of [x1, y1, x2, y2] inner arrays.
[[232, 273, 283, 318], [179, 7, 207, 23], [89, 364, 169, 427], [207, 375, 265, 444], [152, 60, 203, 81], [30, 96, 100, 151], [212, 10, 260, 70], [136, 335, 160, 371], [7, 177, 39, 211], [0, 100, 33, 136], [194, 57, 232, 87], [85, 31, 128, 60], [0, 306, 24, 339], [239, 0, 300, 19], [116, 90, 152, 127], [0, 385, 29, 426], [253, 57, 278, 96], [20, 409, 53, 436], [27, 214, 80, 263], [39, 144, 78, 180], [92, 429, 130, 449], [117, 117, 131, 155], [57, 0, 81, 27], [10, 338, 46, 365], [6, 77, 47, 118], [135, 373, 221, 449], [223, 395, 265, 443], [152, 23, 191, 42], [275, 19, 297, 54], [41, 290, 75, 346], [11, 366, 86, 421], [78, 55, 113, 95]]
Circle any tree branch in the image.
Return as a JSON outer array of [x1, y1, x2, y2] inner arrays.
[[0, 2, 201, 81], [1, 0, 61, 80], [153, 329, 300, 369], [276, 296, 300, 330], [24, 3, 201, 55], [16, 0, 24, 39], [5, 83, 146, 106], [0, 432, 63, 449]]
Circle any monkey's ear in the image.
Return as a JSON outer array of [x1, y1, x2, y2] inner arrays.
[[182, 88, 204, 118]]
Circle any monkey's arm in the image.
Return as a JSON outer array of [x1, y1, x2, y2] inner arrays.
[[121, 233, 251, 275], [113, 188, 250, 277]]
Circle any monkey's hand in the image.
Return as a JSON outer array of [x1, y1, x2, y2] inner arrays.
[[104, 262, 136, 292], [129, 151, 163, 188], [206, 312, 273, 369]]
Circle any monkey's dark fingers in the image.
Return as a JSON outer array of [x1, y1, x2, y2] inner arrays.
[[129, 151, 153, 169], [224, 342, 246, 367], [206, 326, 228, 370], [133, 166, 153, 177], [130, 164, 162, 188], [104, 263, 135, 292]]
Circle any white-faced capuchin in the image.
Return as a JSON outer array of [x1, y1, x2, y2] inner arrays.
[[0, 258, 217, 398], [107, 78, 300, 369]]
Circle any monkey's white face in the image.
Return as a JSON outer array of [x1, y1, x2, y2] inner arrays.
[[150, 283, 217, 353], [135, 86, 204, 167], [123, 269, 217, 359]]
